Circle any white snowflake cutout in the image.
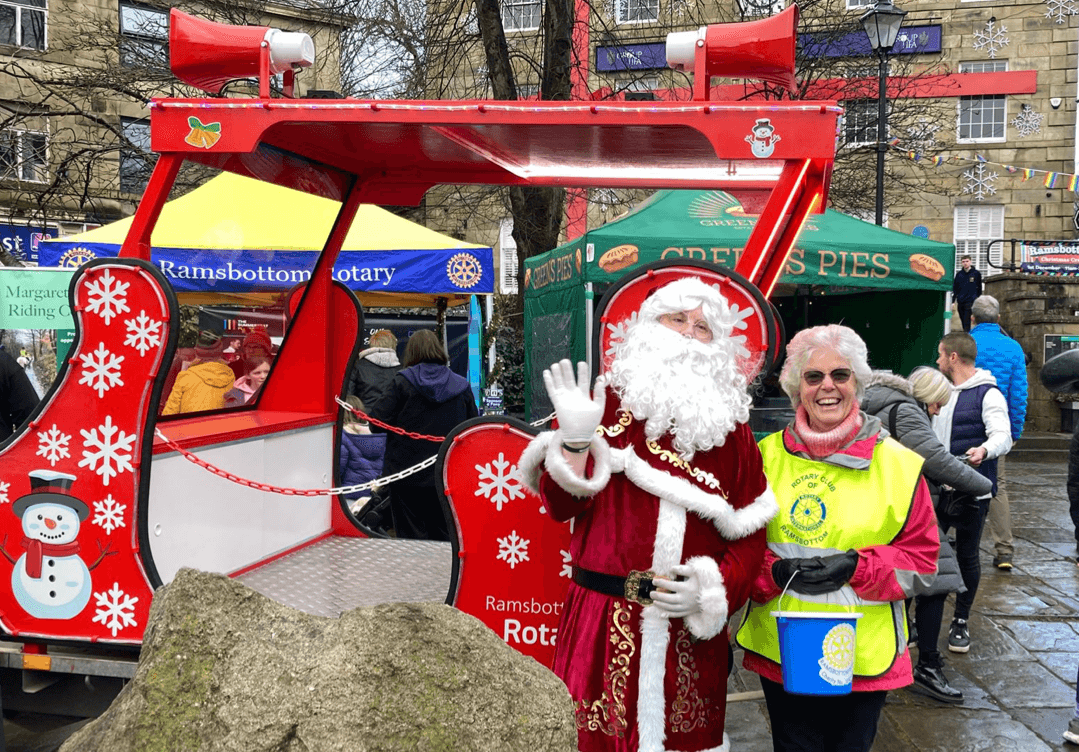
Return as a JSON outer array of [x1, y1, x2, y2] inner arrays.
[[124, 311, 163, 356], [1011, 105, 1043, 138], [0, 480, 8, 504], [93, 494, 127, 534], [559, 549, 572, 578], [1046, 0, 1078, 24], [972, 19, 1009, 59], [79, 342, 125, 397], [79, 416, 135, 486], [91, 582, 139, 636], [84, 269, 130, 325], [36, 424, 72, 466], [496, 530, 530, 569], [474, 453, 526, 511], [962, 164, 999, 201], [604, 312, 639, 358]]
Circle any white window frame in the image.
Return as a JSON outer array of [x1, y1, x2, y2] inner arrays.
[[615, 0, 658, 25], [841, 99, 888, 148], [957, 61, 1007, 144], [499, 218, 518, 294], [738, 0, 784, 17], [845, 0, 873, 7], [501, 0, 540, 32], [0, 0, 46, 51], [954, 204, 1004, 277], [120, 116, 152, 195], [0, 128, 47, 183], [120, 2, 168, 68]]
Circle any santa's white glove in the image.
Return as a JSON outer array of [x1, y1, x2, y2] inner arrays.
[[649, 564, 702, 619], [542, 359, 607, 444]]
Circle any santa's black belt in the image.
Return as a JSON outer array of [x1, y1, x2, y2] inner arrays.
[[573, 566, 655, 606]]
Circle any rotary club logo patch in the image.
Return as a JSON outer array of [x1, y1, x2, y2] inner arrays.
[[818, 623, 856, 686], [58, 246, 97, 268], [185, 117, 221, 149], [789, 494, 826, 533], [447, 252, 482, 289]]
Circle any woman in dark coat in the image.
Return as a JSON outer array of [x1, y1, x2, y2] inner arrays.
[[863, 366, 992, 704], [368, 330, 477, 541]]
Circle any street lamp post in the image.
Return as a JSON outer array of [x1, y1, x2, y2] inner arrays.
[[860, 0, 907, 226]]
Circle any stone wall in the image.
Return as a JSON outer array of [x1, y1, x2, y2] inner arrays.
[[986, 273, 1079, 433]]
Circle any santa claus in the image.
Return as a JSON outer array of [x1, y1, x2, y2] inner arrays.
[[520, 276, 778, 752]]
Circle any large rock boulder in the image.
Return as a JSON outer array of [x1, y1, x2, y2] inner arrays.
[[61, 568, 576, 752]]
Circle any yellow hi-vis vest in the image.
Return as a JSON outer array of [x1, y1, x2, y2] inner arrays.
[[736, 431, 924, 678]]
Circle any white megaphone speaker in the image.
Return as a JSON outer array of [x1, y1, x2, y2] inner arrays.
[[169, 9, 315, 97], [666, 5, 799, 101]]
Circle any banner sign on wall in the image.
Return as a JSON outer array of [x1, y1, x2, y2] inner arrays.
[[0, 225, 58, 265], [1020, 240, 1079, 275], [0, 267, 75, 329], [800, 25, 942, 58], [596, 42, 668, 72]]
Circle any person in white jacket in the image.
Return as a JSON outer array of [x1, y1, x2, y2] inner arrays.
[[932, 331, 1012, 655]]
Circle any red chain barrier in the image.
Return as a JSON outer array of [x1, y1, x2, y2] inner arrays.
[[336, 398, 446, 442]]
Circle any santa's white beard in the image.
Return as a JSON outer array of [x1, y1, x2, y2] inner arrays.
[[609, 320, 752, 461]]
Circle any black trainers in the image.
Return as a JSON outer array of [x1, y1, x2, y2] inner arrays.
[[1065, 716, 1079, 745], [911, 661, 964, 704], [992, 553, 1013, 570], [948, 619, 970, 653]]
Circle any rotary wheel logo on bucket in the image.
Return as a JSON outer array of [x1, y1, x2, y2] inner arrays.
[[818, 623, 856, 687]]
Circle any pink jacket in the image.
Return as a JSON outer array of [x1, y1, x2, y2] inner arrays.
[[742, 415, 940, 692]]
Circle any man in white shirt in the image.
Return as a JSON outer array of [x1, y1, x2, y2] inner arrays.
[[933, 331, 1012, 655]]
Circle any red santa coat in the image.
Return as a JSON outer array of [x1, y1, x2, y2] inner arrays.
[[520, 397, 777, 752]]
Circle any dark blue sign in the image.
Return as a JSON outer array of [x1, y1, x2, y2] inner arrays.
[[38, 243, 495, 295], [800, 25, 941, 59], [596, 42, 668, 72], [0, 225, 57, 264]]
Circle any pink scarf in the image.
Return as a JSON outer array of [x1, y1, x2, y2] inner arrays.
[[794, 400, 863, 459]]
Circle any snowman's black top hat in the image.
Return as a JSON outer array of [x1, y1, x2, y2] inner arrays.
[[12, 470, 89, 520]]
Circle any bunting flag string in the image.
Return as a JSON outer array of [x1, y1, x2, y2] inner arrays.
[[888, 139, 1079, 193]]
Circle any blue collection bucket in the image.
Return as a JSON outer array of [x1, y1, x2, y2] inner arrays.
[[771, 610, 863, 695]]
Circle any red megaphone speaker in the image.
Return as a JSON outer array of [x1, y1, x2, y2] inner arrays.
[[169, 9, 315, 96], [666, 5, 799, 101]]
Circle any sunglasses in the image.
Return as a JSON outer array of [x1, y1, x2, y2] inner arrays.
[[802, 368, 853, 386]]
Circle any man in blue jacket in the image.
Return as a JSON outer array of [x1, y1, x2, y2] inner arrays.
[[970, 295, 1028, 570], [952, 255, 982, 332]]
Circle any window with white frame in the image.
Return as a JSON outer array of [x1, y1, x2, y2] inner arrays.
[[0, 128, 46, 182], [954, 204, 1004, 276], [502, 0, 540, 31], [846, 0, 873, 7], [958, 61, 1007, 143], [120, 117, 153, 194], [499, 219, 518, 294], [120, 2, 168, 68], [616, 0, 658, 24], [842, 99, 888, 147], [0, 0, 45, 50], [738, 0, 784, 17]]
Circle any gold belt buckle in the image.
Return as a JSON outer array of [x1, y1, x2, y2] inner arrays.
[[624, 569, 656, 606]]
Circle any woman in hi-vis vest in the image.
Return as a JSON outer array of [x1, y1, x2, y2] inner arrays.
[[735, 325, 940, 752]]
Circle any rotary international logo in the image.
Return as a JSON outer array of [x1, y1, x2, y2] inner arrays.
[[447, 252, 482, 289], [789, 494, 826, 533], [58, 246, 97, 268], [818, 623, 856, 686]]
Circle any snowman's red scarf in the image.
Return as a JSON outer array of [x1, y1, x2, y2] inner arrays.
[[21, 538, 80, 578]]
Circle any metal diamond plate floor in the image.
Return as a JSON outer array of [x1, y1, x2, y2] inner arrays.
[[235, 536, 453, 617]]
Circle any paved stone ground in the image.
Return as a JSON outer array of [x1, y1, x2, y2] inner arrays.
[[727, 455, 1079, 752]]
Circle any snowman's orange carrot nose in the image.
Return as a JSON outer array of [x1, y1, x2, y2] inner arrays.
[[43, 518, 56, 530]]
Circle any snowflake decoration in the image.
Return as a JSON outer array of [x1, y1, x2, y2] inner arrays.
[[0, 480, 8, 504], [1012, 105, 1043, 138], [124, 311, 163, 356], [93, 494, 126, 534], [91, 582, 139, 636], [79, 416, 135, 486], [604, 312, 639, 358], [84, 269, 130, 325], [36, 424, 72, 466], [79, 343, 124, 397], [906, 118, 942, 153], [496, 530, 530, 569], [972, 19, 1009, 59], [1046, 0, 1078, 24], [474, 453, 526, 511], [962, 163, 999, 201], [559, 549, 572, 578], [724, 301, 755, 360]]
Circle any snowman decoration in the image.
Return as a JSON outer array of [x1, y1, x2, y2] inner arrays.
[[745, 118, 781, 158], [3, 470, 113, 619]]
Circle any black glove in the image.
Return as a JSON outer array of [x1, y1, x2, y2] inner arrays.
[[772, 551, 859, 596]]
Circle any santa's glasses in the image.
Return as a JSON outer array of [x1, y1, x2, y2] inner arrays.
[[802, 368, 852, 386]]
